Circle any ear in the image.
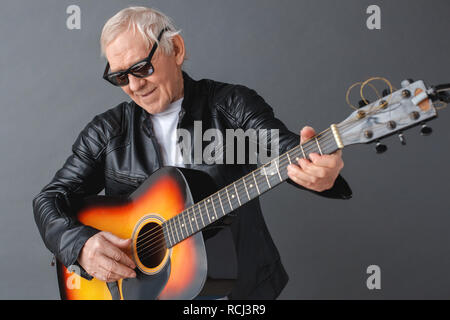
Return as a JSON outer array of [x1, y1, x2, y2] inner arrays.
[[171, 34, 186, 66]]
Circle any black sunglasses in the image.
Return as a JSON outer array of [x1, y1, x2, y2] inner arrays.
[[103, 28, 168, 87]]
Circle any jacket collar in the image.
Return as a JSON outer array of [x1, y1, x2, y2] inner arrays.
[[180, 71, 194, 117]]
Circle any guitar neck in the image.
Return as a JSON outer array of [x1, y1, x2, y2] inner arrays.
[[162, 127, 340, 248]]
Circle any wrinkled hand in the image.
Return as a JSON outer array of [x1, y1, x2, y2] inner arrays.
[[287, 126, 344, 192], [78, 231, 136, 282]]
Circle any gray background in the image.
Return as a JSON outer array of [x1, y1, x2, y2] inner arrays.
[[1, 0, 449, 299]]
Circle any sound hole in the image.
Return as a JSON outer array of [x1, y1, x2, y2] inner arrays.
[[136, 222, 167, 269]]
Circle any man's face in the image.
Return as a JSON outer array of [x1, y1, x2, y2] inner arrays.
[[105, 30, 184, 114]]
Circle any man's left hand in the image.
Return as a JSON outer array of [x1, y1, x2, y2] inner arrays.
[[287, 126, 344, 192]]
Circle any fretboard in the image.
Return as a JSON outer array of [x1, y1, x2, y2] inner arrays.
[[162, 127, 340, 248]]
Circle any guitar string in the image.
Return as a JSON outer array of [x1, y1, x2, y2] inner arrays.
[[135, 136, 340, 257], [134, 130, 338, 253], [137, 109, 383, 256], [93, 78, 409, 261], [136, 89, 426, 260], [136, 95, 410, 258], [137, 100, 404, 260], [135, 133, 338, 251], [137, 128, 334, 241], [135, 128, 336, 245], [157, 90, 407, 248], [137, 113, 378, 255], [346, 77, 395, 110], [346, 81, 381, 110], [135, 132, 341, 257], [137, 120, 366, 261], [136, 136, 342, 261]]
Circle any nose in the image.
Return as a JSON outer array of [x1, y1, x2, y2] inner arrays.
[[128, 74, 145, 92]]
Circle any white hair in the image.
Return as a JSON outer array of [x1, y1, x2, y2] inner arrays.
[[100, 6, 181, 57]]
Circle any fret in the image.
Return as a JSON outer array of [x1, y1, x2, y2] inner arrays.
[[255, 167, 272, 194], [168, 228, 174, 248], [260, 162, 284, 191], [242, 177, 250, 200], [225, 187, 233, 210], [252, 171, 260, 195], [194, 206, 200, 230], [286, 152, 292, 164], [266, 165, 280, 187], [263, 166, 271, 188], [185, 211, 191, 235], [163, 222, 170, 247], [210, 196, 218, 221], [162, 224, 170, 248], [189, 207, 198, 233], [233, 190, 241, 208], [247, 175, 258, 199], [322, 132, 338, 154], [315, 137, 323, 155], [221, 186, 232, 214], [225, 185, 238, 210], [166, 220, 175, 247], [186, 209, 194, 235], [173, 216, 180, 243], [233, 183, 242, 206], [289, 146, 302, 163], [197, 203, 205, 228], [217, 191, 225, 217], [204, 199, 212, 223], [179, 214, 186, 238], [274, 159, 282, 181], [300, 144, 306, 158], [279, 155, 290, 179]]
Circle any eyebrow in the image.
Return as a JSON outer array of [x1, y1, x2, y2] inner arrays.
[[109, 54, 147, 73], [106, 28, 166, 74]]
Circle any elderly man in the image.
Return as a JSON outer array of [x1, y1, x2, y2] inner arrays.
[[33, 7, 351, 299]]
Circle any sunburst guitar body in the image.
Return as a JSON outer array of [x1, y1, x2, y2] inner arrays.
[[57, 167, 214, 300]]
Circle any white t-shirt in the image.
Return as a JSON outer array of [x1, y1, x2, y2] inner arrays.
[[150, 98, 185, 167]]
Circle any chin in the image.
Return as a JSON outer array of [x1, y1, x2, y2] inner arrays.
[[141, 102, 164, 115], [134, 95, 169, 115]]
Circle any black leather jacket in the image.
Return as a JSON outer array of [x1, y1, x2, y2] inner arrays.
[[33, 72, 352, 299]]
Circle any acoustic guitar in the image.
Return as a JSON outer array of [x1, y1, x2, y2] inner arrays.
[[56, 79, 449, 299]]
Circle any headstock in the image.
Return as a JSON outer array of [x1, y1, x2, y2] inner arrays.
[[337, 79, 441, 151]]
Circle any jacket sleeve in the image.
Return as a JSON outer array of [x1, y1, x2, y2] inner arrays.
[[231, 85, 352, 200], [32, 115, 110, 278]]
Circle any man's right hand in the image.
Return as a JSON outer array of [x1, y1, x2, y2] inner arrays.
[[78, 231, 137, 282]]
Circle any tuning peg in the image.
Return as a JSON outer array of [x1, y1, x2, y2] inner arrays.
[[398, 132, 406, 145], [420, 123, 433, 136], [375, 140, 388, 153], [401, 79, 414, 88], [358, 99, 370, 108]]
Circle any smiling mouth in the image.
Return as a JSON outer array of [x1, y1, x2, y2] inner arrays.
[[140, 87, 156, 98]]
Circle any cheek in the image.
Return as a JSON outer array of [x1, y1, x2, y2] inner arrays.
[[122, 86, 133, 97], [159, 84, 171, 98], [155, 79, 172, 102], [155, 60, 178, 96]]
